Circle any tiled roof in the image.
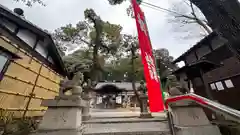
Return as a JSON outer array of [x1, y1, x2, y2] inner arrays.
[[95, 82, 141, 91], [173, 32, 218, 64]]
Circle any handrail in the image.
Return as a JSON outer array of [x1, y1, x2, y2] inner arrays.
[[165, 93, 240, 123]]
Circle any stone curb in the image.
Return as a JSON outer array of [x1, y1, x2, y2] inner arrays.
[[83, 130, 171, 135]]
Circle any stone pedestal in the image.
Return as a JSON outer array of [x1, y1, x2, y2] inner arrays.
[[168, 100, 222, 135], [81, 92, 91, 121], [139, 95, 153, 118], [31, 95, 88, 135]]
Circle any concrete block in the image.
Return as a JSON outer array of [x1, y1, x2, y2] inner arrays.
[[41, 99, 88, 107], [171, 107, 210, 126], [38, 108, 82, 130]]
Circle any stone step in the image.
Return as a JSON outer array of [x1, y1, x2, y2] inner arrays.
[[83, 117, 167, 124], [89, 112, 167, 119], [83, 121, 171, 135]]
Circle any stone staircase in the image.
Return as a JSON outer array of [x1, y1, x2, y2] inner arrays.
[[82, 116, 171, 135]]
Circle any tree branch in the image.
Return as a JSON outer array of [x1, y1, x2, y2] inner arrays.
[[175, 14, 197, 20], [190, 1, 212, 34]]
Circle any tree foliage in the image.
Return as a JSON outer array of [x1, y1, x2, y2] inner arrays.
[[53, 6, 179, 90], [102, 34, 143, 82], [62, 49, 93, 73], [13, 0, 45, 6], [53, 8, 122, 82], [154, 48, 177, 78], [107, 0, 126, 5], [154, 49, 179, 91], [102, 35, 178, 87]]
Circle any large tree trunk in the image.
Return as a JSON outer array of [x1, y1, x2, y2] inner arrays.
[[92, 45, 99, 82], [91, 19, 103, 82], [131, 49, 144, 113]]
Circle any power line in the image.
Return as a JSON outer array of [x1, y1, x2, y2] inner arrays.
[[140, 2, 170, 14], [140, 1, 195, 20], [127, 0, 186, 17], [142, 1, 180, 15]]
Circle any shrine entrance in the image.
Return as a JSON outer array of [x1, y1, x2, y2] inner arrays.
[[93, 82, 140, 109]]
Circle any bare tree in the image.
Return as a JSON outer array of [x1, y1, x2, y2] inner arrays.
[[124, 0, 212, 39], [168, 0, 212, 39]]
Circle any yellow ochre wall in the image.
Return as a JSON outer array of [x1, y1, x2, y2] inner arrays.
[[0, 36, 64, 118]]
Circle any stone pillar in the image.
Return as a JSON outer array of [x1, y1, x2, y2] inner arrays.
[[139, 95, 153, 118], [31, 87, 88, 135], [82, 91, 91, 121], [168, 101, 222, 135]]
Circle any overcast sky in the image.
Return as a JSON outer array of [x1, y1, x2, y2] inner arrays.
[[1, 0, 202, 59]]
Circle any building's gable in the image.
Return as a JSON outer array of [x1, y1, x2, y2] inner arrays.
[[0, 5, 67, 77], [174, 32, 228, 66]]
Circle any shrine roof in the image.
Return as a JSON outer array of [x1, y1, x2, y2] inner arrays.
[[173, 32, 218, 64], [94, 82, 141, 91]]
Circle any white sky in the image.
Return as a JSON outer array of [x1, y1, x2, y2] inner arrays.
[[1, 0, 202, 59]]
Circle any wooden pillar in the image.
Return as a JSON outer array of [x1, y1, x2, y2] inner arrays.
[[199, 69, 214, 100]]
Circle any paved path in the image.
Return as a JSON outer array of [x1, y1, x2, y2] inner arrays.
[[83, 121, 170, 135], [83, 108, 170, 135], [90, 108, 167, 118]]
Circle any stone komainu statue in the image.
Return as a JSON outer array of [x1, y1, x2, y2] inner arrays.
[[59, 71, 84, 96], [168, 86, 188, 96], [138, 80, 147, 94]]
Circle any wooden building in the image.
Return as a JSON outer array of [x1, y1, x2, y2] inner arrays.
[[0, 6, 67, 117], [93, 82, 141, 109], [173, 31, 240, 110]]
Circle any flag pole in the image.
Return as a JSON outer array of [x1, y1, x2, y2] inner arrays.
[[131, 0, 165, 111], [131, 0, 166, 108], [142, 12, 166, 106]]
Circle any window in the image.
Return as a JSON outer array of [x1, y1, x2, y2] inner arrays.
[[17, 29, 37, 48], [196, 45, 211, 59], [224, 79, 234, 88], [35, 40, 48, 58], [215, 81, 224, 91], [0, 53, 10, 80], [210, 83, 216, 90]]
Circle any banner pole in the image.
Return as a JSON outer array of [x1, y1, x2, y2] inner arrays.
[[142, 11, 166, 106], [131, 0, 165, 112]]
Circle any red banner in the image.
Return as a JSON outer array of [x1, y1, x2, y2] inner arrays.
[[132, 0, 164, 112]]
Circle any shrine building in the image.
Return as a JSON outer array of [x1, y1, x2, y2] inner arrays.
[[173, 31, 240, 110], [93, 81, 141, 109]]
